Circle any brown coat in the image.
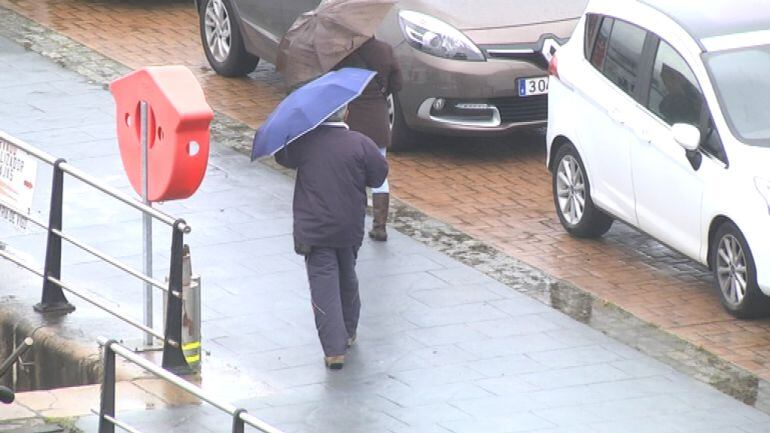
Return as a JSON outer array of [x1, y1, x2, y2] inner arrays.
[[337, 38, 403, 149]]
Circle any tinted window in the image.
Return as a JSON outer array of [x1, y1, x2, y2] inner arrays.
[[584, 14, 602, 60], [648, 40, 703, 126], [590, 17, 612, 69], [602, 20, 647, 97]]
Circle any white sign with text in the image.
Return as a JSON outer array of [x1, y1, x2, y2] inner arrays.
[[0, 135, 38, 230]]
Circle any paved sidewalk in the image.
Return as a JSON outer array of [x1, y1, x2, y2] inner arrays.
[[1, 34, 770, 433]]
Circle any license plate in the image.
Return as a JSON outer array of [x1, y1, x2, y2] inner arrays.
[[518, 76, 549, 97]]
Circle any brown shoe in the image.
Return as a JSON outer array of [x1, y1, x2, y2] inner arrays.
[[324, 355, 345, 370], [369, 193, 389, 241]]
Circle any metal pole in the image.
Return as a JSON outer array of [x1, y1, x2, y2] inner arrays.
[[140, 101, 154, 347], [232, 408, 247, 433], [47, 275, 167, 342], [0, 337, 32, 378], [35, 158, 75, 314], [97, 338, 285, 433], [58, 161, 188, 231], [98, 340, 117, 433]]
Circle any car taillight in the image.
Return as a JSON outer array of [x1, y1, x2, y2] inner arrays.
[[548, 54, 559, 79]]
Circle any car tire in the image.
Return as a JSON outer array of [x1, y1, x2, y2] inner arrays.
[[711, 221, 770, 318], [199, 0, 259, 77], [552, 143, 613, 238], [389, 95, 422, 152]]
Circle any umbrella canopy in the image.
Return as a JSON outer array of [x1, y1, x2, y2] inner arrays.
[[251, 67, 377, 161], [276, 0, 397, 87]]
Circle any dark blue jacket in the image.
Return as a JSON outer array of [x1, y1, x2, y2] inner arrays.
[[275, 123, 388, 247]]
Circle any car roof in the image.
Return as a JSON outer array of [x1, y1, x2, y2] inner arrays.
[[638, 0, 770, 43]]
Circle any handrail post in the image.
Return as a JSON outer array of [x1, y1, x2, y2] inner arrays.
[[34, 158, 75, 314], [161, 219, 192, 374], [0, 337, 33, 378], [232, 408, 247, 433], [98, 340, 117, 433]]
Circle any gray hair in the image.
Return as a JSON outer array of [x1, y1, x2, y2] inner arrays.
[[326, 104, 348, 123]]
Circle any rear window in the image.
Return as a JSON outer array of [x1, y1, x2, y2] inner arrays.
[[590, 17, 613, 70], [584, 14, 602, 59]]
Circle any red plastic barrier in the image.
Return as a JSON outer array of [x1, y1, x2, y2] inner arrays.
[[110, 66, 214, 202]]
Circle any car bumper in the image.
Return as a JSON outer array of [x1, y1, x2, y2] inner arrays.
[[394, 45, 550, 136]]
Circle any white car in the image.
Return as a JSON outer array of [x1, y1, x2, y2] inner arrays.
[[546, 0, 770, 318]]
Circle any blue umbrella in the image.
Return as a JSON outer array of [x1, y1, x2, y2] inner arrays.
[[251, 67, 376, 160]]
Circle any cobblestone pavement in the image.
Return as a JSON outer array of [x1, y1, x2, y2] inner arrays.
[[1, 0, 770, 396], [3, 30, 770, 433]]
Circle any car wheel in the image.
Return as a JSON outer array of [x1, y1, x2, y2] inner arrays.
[[552, 143, 613, 238], [200, 0, 258, 77], [389, 95, 422, 152], [711, 221, 769, 318]]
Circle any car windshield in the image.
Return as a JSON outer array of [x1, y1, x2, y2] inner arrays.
[[705, 44, 770, 147]]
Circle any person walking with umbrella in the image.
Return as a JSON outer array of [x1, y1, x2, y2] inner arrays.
[[252, 68, 389, 369], [336, 37, 403, 241]]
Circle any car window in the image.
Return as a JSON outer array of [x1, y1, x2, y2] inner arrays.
[[590, 17, 612, 69], [601, 20, 647, 98], [584, 14, 602, 60], [648, 40, 703, 126]]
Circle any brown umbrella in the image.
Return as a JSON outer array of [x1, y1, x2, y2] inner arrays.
[[276, 0, 397, 87]]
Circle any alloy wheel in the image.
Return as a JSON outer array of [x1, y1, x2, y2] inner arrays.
[[387, 94, 395, 131], [716, 234, 749, 306], [204, 0, 232, 63], [556, 155, 586, 225]]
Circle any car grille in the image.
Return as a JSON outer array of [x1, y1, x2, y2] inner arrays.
[[493, 95, 548, 124]]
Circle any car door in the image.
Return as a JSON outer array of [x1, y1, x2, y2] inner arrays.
[[631, 37, 725, 260], [281, 0, 322, 34], [233, 0, 286, 43], [577, 17, 650, 225]]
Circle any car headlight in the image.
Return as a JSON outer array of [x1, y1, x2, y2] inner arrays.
[[398, 10, 485, 61], [756, 177, 770, 213]]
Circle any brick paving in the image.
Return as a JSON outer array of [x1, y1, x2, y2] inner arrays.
[[2, 0, 770, 385]]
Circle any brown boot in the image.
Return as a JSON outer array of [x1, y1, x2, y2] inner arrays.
[[324, 355, 345, 370], [369, 193, 389, 241]]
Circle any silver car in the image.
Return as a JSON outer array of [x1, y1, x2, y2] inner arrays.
[[196, 0, 588, 149]]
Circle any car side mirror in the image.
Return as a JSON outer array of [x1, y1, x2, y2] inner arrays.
[[672, 123, 701, 152]]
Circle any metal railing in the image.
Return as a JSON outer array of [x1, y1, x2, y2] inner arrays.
[[0, 337, 33, 405], [97, 338, 284, 433], [0, 131, 192, 373]]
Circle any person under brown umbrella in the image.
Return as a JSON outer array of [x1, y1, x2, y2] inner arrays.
[[335, 36, 403, 241], [276, 0, 397, 88]]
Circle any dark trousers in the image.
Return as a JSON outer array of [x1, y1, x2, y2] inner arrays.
[[305, 246, 360, 357]]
